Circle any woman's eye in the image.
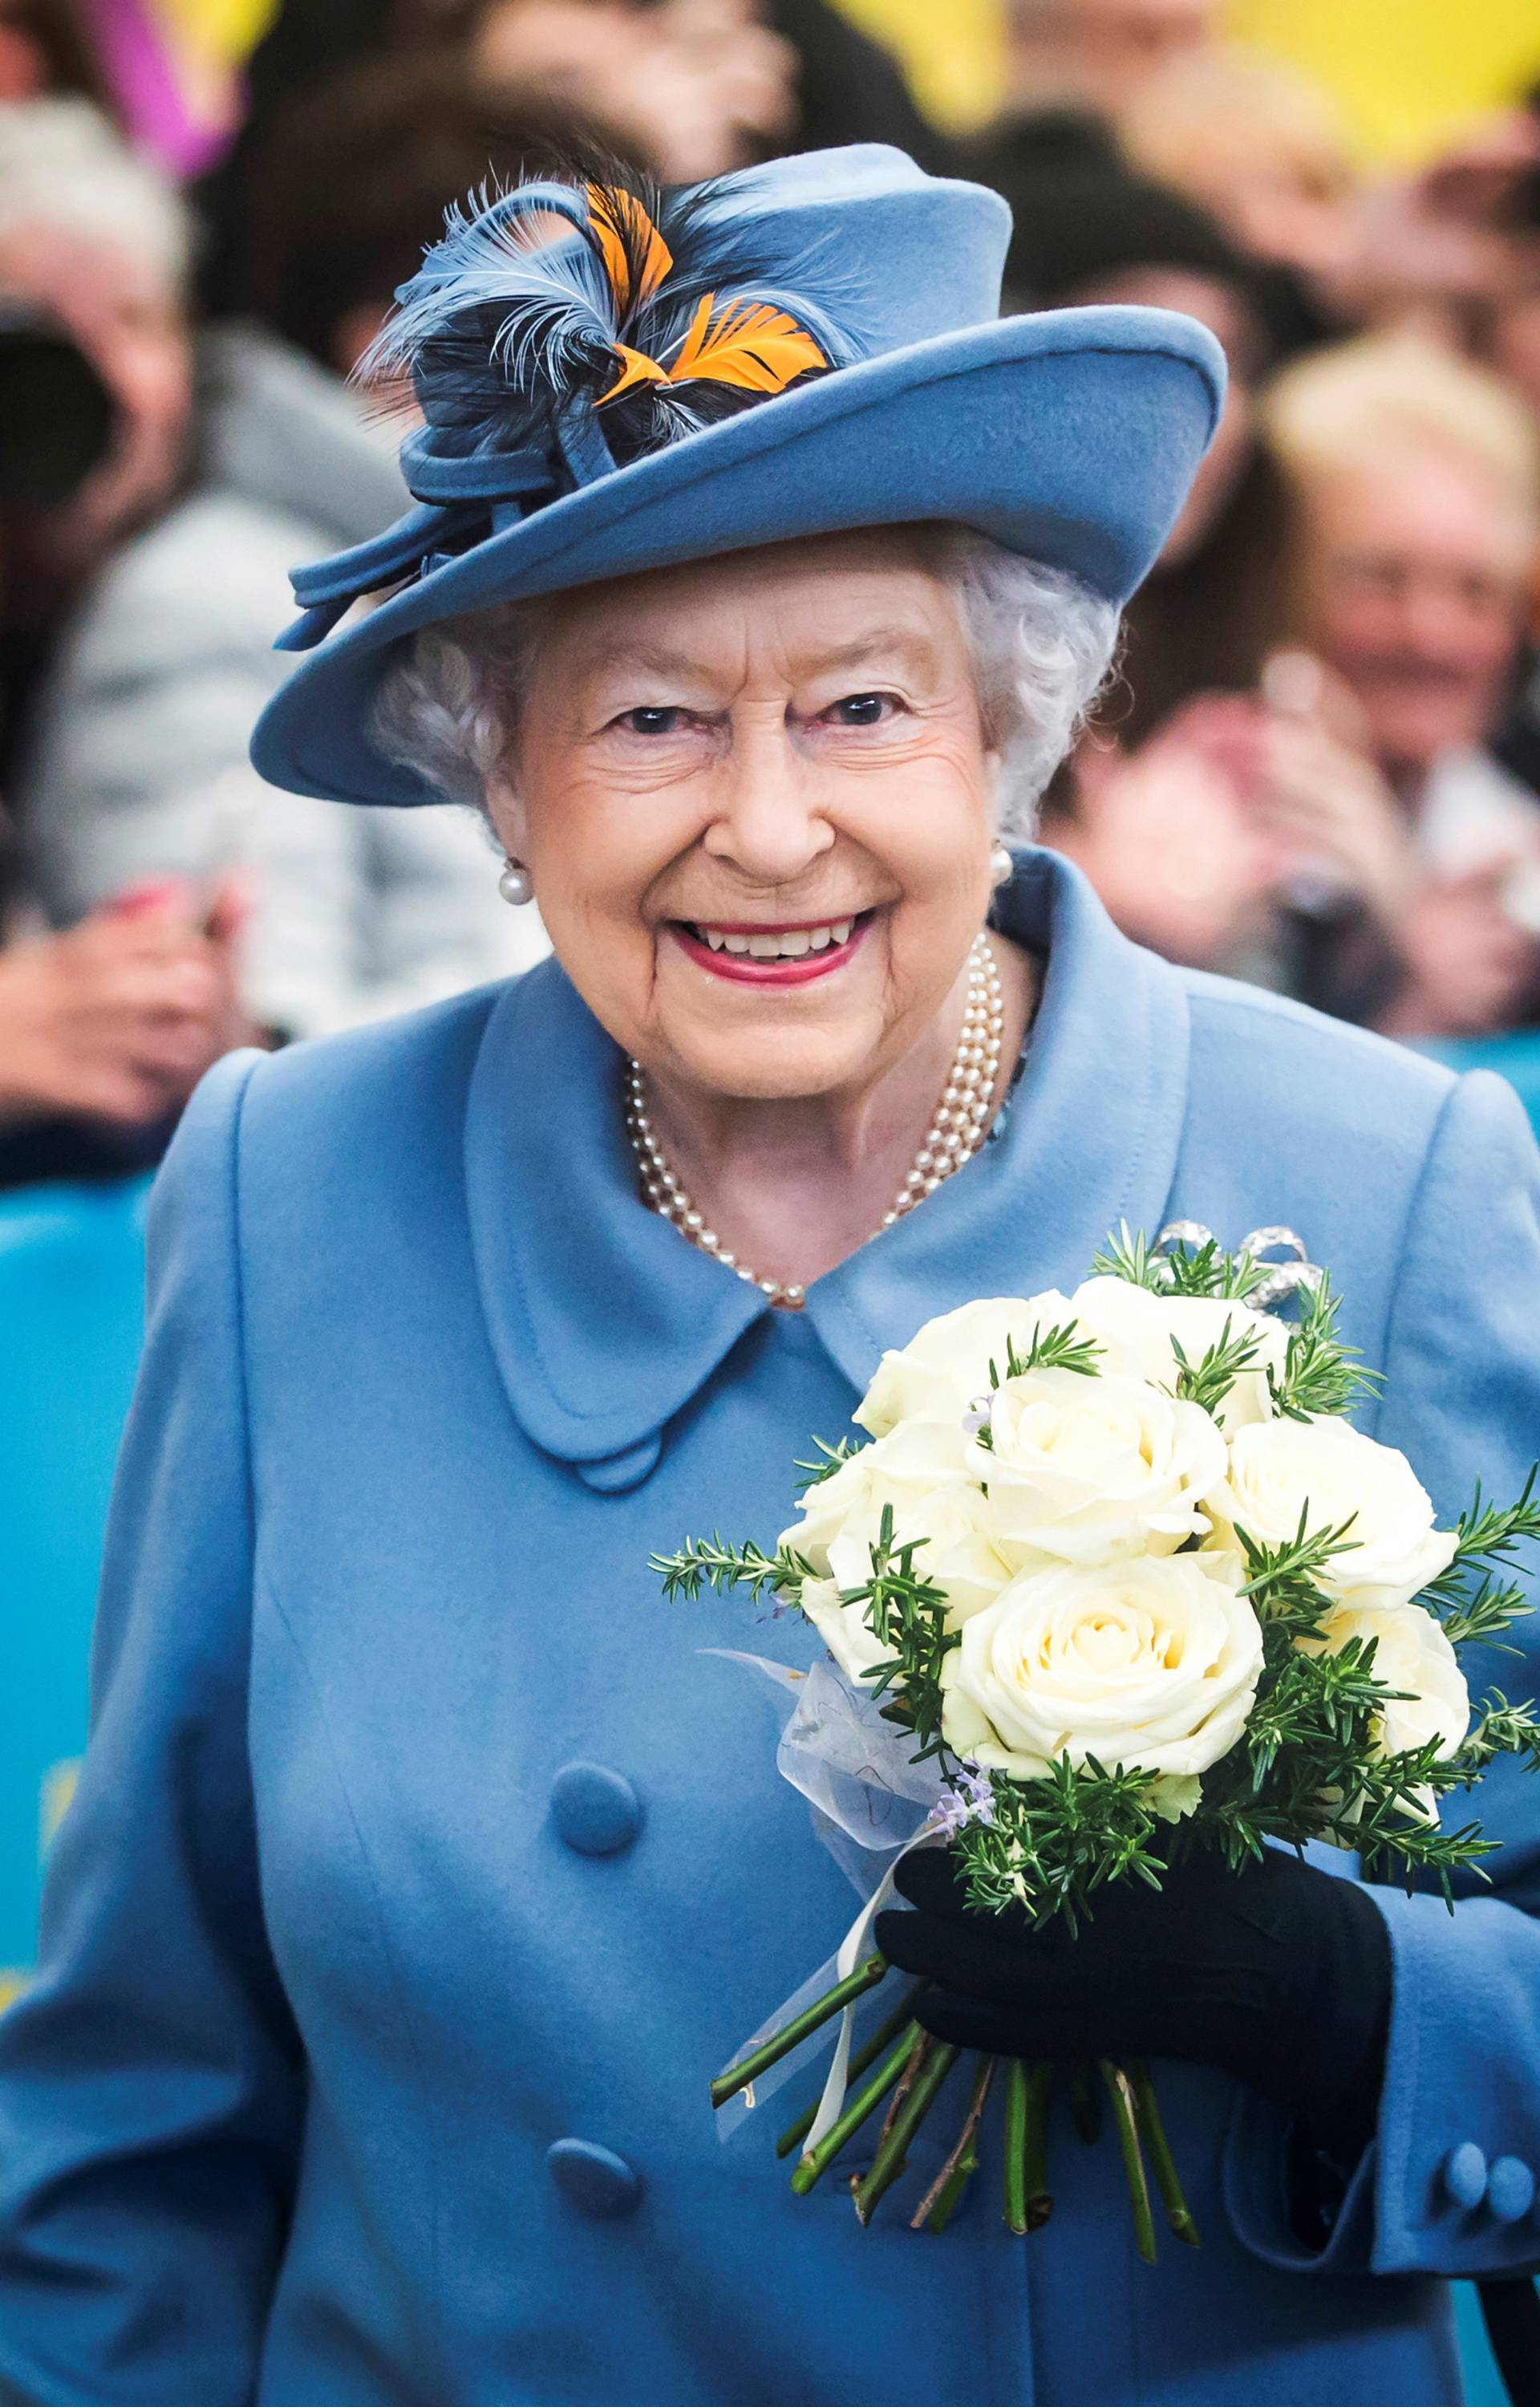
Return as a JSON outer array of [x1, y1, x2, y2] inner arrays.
[[825, 692, 894, 727], [617, 705, 688, 737]]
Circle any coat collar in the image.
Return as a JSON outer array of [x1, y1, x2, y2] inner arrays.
[[463, 850, 1192, 1467]]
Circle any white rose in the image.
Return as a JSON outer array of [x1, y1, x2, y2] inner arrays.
[[1306, 1598, 1470, 1818], [780, 1420, 1012, 1685], [1207, 1414, 1457, 1606], [1070, 1274, 1291, 1431], [939, 1551, 1263, 1783], [976, 1366, 1228, 1569], [854, 1293, 1084, 1437]]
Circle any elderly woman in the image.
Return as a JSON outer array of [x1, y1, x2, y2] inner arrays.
[[2, 146, 1539, 2407]]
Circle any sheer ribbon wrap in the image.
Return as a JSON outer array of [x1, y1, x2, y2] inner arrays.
[[707, 1653, 953, 2147]]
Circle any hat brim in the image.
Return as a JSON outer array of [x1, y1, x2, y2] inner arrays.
[[252, 305, 1224, 808]]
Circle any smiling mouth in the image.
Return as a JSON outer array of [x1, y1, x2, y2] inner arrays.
[[669, 909, 875, 984]]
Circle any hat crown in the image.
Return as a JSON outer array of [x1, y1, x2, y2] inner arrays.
[[671, 145, 1011, 354]]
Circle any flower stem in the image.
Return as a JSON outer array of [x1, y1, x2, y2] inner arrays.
[[914, 2055, 995, 2233], [1066, 2061, 1102, 2146], [709, 1953, 887, 2110], [1100, 2060, 1157, 2266], [1129, 2060, 1200, 2247], [1003, 2058, 1027, 2234], [1001, 2060, 1053, 2235], [789, 2023, 919, 2195], [776, 1983, 928, 2160], [851, 2040, 959, 2226], [1020, 2062, 1054, 2230]]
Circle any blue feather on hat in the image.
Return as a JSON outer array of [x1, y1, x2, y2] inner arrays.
[[363, 160, 877, 466]]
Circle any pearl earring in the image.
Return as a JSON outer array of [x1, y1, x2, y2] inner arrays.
[[498, 858, 533, 907], [989, 842, 1013, 888]]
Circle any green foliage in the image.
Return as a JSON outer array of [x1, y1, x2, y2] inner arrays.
[[952, 1757, 1165, 1930], [1089, 1224, 1165, 1292], [1157, 1235, 1262, 1300], [793, 1435, 864, 1492], [844, 1505, 958, 1758], [1268, 1277, 1381, 1421], [1169, 1321, 1262, 1419], [650, 1532, 810, 1607], [989, 1321, 1104, 1387]]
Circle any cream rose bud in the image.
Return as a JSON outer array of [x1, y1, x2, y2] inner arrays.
[[1207, 1413, 1457, 1606], [1069, 1275, 1291, 1431], [1307, 1599, 1470, 1817], [854, 1293, 1083, 1438], [976, 1366, 1228, 1569], [781, 1419, 1011, 1657], [939, 1551, 1263, 1782]]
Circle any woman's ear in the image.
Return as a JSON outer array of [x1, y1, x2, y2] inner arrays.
[[484, 773, 531, 865]]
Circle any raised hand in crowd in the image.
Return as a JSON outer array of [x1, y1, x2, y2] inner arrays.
[[1049, 699, 1279, 968], [0, 875, 254, 1134], [1378, 858, 1540, 1039]]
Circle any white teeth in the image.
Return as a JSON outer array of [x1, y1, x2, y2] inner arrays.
[[689, 914, 863, 959]]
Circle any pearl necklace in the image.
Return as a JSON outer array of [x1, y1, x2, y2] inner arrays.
[[623, 933, 1005, 1308]]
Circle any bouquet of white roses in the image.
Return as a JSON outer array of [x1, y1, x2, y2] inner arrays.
[[654, 1225, 1540, 2253]]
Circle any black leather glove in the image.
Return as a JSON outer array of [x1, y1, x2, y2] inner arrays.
[[875, 1844, 1392, 2158]]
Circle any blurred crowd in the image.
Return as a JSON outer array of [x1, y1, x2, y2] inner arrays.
[[1, 0, 1539, 1187]]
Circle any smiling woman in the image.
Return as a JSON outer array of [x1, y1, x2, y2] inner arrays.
[[369, 523, 1116, 1292], [6, 143, 1540, 2407]]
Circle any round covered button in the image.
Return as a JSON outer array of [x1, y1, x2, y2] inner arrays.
[[1442, 2142, 1489, 2210], [551, 1761, 643, 1857], [546, 2138, 642, 2218], [1488, 2156, 1534, 2222]]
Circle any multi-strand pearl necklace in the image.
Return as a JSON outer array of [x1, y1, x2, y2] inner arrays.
[[623, 933, 1005, 1309]]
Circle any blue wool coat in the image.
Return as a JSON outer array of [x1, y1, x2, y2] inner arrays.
[[3, 850, 1540, 2407]]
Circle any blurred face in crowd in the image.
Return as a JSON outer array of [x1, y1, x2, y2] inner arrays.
[[1294, 444, 1533, 782], [474, 0, 795, 183], [487, 530, 1000, 1107], [0, 221, 191, 566], [1008, 0, 1218, 111]]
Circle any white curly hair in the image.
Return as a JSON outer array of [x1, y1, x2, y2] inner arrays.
[[371, 526, 1120, 838]]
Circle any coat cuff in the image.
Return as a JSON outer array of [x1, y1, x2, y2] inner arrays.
[[1226, 1886, 1540, 2277]]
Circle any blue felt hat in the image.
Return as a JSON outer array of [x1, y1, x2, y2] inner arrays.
[[251, 144, 1226, 809]]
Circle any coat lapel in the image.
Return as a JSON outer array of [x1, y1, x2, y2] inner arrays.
[[463, 850, 1192, 1460], [463, 959, 766, 1466]]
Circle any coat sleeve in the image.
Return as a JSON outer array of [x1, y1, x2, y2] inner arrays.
[[1227, 1066, 1540, 2277], [0, 1049, 304, 2403]]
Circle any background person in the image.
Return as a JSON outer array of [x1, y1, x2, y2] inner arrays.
[[1266, 331, 1540, 1035], [0, 96, 549, 1042]]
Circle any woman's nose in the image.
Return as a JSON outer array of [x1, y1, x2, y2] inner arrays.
[[701, 719, 835, 883]]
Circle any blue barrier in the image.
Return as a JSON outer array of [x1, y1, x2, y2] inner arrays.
[[1416, 1032, 1540, 1138], [0, 1176, 148, 1986]]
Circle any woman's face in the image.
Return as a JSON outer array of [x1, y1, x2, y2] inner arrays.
[[488, 528, 1000, 1104]]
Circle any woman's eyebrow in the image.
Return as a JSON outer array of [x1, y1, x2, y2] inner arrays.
[[586, 627, 936, 684]]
